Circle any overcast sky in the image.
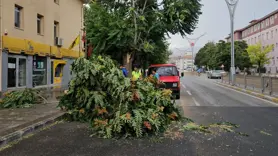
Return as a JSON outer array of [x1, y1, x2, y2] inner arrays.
[[168, 0, 278, 56]]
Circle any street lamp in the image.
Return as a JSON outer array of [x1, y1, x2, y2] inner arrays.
[[184, 33, 206, 71], [225, 0, 239, 85], [175, 48, 193, 70]]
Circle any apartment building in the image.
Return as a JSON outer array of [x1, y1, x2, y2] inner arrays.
[[0, 0, 88, 93], [226, 9, 278, 73]]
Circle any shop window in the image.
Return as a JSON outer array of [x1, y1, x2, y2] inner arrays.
[[7, 56, 27, 88], [33, 56, 47, 86], [55, 64, 63, 77], [51, 61, 54, 84], [18, 58, 26, 87], [8, 58, 16, 88]]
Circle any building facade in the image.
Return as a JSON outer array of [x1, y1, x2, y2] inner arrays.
[[226, 9, 278, 73], [0, 0, 88, 93], [169, 52, 193, 71]]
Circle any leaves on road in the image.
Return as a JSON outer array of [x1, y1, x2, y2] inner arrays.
[[260, 130, 272, 136], [163, 119, 249, 140]]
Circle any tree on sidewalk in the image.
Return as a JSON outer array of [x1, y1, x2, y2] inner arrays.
[[85, 0, 202, 74], [247, 42, 273, 74]]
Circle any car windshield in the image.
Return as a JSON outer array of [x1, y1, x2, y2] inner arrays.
[[213, 70, 223, 73], [148, 66, 178, 76]]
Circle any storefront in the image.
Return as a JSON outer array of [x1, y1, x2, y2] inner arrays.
[[1, 36, 84, 92]]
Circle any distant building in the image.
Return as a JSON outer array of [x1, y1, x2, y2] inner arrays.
[[225, 9, 278, 73], [169, 54, 193, 70]]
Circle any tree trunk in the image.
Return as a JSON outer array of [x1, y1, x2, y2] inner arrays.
[[123, 53, 132, 77]]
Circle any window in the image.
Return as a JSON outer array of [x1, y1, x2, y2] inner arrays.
[[270, 16, 275, 25], [148, 66, 178, 76], [33, 56, 47, 86], [15, 5, 23, 28], [54, 21, 59, 42], [55, 64, 64, 77], [254, 37, 256, 43], [271, 30, 273, 39], [54, 0, 59, 4], [266, 19, 269, 27], [37, 14, 44, 34], [8, 57, 27, 88], [266, 32, 269, 40]]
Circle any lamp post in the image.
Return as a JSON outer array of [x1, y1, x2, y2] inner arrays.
[[175, 48, 192, 70], [225, 0, 239, 85], [185, 33, 206, 71]]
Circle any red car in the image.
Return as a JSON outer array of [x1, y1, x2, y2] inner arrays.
[[148, 64, 181, 99]]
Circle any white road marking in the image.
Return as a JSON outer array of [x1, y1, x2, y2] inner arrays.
[[186, 91, 192, 96], [192, 97, 200, 106], [182, 84, 186, 88], [214, 83, 278, 106]]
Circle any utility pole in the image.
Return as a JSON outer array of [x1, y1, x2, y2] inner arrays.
[[225, 0, 239, 85], [184, 33, 206, 71]]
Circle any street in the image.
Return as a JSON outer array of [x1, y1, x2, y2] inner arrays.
[[1, 75, 278, 156]]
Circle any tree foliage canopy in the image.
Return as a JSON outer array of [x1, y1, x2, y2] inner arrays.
[[85, 0, 202, 65], [247, 42, 273, 69], [195, 40, 252, 71]]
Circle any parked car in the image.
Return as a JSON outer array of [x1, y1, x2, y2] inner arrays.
[[148, 64, 180, 99], [207, 70, 224, 79]]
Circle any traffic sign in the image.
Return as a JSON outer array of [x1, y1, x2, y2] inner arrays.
[[221, 64, 224, 68]]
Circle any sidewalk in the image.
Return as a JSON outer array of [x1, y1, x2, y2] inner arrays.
[[223, 75, 278, 94], [0, 90, 65, 149], [215, 80, 278, 104]]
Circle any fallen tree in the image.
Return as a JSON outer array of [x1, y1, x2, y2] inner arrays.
[[58, 55, 181, 138]]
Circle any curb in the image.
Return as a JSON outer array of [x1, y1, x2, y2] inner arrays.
[[215, 81, 278, 104], [0, 112, 65, 150]]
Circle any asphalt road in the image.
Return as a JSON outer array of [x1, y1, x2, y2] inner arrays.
[[1, 75, 278, 156]]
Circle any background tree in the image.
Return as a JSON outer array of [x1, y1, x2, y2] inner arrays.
[[247, 42, 273, 74], [194, 42, 216, 69], [195, 40, 252, 71], [85, 0, 202, 73]]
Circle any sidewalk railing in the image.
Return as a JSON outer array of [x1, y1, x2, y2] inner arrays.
[[221, 73, 278, 96]]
